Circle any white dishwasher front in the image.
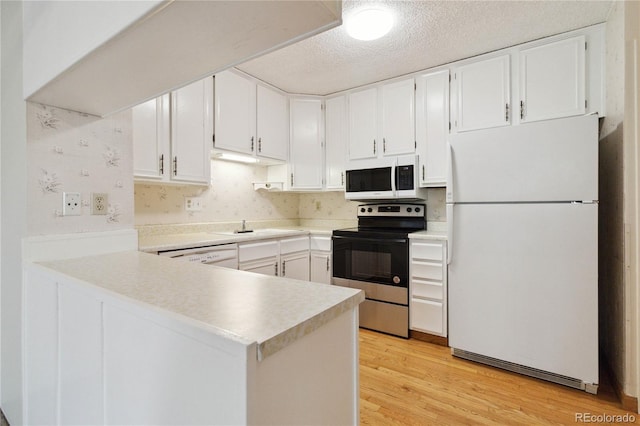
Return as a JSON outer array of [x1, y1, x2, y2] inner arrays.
[[158, 244, 238, 269]]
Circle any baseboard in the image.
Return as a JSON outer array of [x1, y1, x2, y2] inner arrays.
[[22, 229, 138, 263], [410, 330, 448, 347], [602, 352, 639, 412]]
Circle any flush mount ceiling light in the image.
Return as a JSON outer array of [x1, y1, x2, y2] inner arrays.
[[345, 8, 394, 41]]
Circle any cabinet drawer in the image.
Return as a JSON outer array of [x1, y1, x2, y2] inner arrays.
[[411, 279, 443, 300], [310, 235, 331, 252], [411, 242, 443, 261], [280, 236, 310, 254], [410, 298, 444, 335], [412, 261, 443, 281], [238, 240, 279, 263]]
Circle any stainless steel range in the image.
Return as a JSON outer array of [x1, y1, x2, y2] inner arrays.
[[332, 203, 426, 338]]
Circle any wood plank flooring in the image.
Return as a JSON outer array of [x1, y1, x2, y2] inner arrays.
[[359, 329, 639, 425]]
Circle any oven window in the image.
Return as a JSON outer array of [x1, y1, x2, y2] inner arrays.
[[352, 250, 392, 281], [332, 236, 408, 287]]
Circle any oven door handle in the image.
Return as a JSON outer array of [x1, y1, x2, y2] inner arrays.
[[332, 236, 407, 245]]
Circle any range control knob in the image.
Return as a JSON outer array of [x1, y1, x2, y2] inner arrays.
[[407, 207, 412, 213], [367, 207, 373, 212], [415, 207, 421, 213], [360, 207, 366, 213]]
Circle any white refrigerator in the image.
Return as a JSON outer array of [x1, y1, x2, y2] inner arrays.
[[446, 114, 599, 393]]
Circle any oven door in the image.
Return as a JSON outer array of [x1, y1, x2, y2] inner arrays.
[[332, 234, 409, 289]]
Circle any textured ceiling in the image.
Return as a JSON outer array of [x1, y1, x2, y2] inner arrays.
[[236, 0, 613, 95]]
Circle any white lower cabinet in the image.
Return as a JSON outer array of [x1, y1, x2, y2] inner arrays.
[[410, 239, 447, 337], [310, 234, 331, 284], [238, 236, 309, 279]]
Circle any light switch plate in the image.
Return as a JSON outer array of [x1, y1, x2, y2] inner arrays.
[[185, 196, 203, 211]]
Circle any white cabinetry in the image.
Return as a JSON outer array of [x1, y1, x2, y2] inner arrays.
[[238, 236, 310, 280], [289, 98, 324, 190], [453, 55, 511, 132], [309, 234, 331, 284], [381, 78, 416, 156], [348, 78, 416, 161], [279, 236, 310, 280], [132, 95, 170, 180], [133, 78, 212, 185], [239, 240, 279, 276], [519, 35, 586, 123], [348, 87, 378, 160], [325, 95, 347, 189], [410, 239, 447, 337], [214, 70, 288, 163], [213, 70, 256, 156], [415, 70, 449, 187], [257, 85, 289, 161]]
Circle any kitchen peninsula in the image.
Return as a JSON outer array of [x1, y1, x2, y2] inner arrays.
[[25, 250, 363, 425]]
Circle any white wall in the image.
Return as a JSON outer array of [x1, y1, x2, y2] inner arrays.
[[1, 1, 27, 423], [26, 102, 134, 235]]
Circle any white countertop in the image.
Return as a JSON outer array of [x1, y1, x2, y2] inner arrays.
[[139, 227, 337, 253], [37, 251, 364, 361]]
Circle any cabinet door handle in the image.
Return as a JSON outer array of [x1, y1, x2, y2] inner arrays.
[[173, 156, 177, 176], [422, 164, 425, 181], [520, 101, 525, 120], [341, 171, 344, 186], [291, 173, 294, 186], [258, 137, 262, 153], [383, 138, 386, 153], [505, 103, 509, 122], [275, 262, 278, 276], [282, 260, 286, 276], [326, 256, 330, 272], [373, 139, 376, 155], [159, 154, 164, 175], [250, 136, 254, 152]]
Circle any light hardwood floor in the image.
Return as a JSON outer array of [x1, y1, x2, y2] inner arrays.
[[359, 329, 639, 425]]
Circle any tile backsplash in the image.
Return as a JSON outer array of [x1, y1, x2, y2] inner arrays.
[[135, 161, 300, 226], [27, 102, 134, 236], [135, 157, 446, 229]]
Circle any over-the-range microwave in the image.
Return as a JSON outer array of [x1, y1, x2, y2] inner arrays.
[[345, 155, 428, 201]]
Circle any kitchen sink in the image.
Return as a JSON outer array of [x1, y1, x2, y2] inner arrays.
[[209, 228, 300, 237]]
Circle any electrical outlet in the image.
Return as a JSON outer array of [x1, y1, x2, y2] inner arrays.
[[62, 192, 81, 216], [91, 193, 108, 215], [185, 196, 203, 211]]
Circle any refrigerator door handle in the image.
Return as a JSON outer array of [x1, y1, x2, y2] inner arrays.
[[446, 142, 454, 203], [447, 204, 454, 265]]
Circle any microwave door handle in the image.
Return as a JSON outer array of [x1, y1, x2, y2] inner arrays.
[[392, 164, 397, 194]]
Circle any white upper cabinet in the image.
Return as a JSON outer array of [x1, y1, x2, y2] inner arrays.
[[453, 55, 511, 132], [170, 78, 213, 185], [348, 78, 416, 161], [348, 87, 378, 161], [132, 95, 170, 181], [415, 70, 449, 187], [381, 78, 416, 157], [519, 35, 586, 123], [133, 78, 212, 186], [290, 98, 324, 190], [325, 95, 348, 189], [256, 85, 289, 161], [214, 70, 288, 163], [214, 70, 256, 156]]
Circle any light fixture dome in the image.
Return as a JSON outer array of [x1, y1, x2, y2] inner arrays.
[[346, 8, 393, 41]]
